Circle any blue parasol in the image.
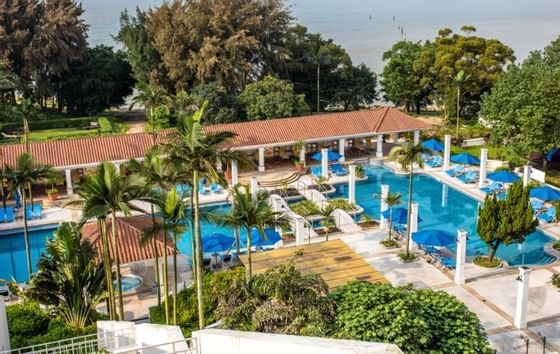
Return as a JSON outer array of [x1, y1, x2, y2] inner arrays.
[[530, 186, 560, 201], [450, 153, 480, 165], [422, 139, 444, 152], [487, 171, 520, 183], [311, 150, 341, 161], [412, 230, 455, 246], [382, 207, 423, 225]]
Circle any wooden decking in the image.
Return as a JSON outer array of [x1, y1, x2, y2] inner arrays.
[[238, 239, 389, 288]]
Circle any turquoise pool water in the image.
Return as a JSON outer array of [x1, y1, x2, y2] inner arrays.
[[116, 275, 143, 292], [332, 165, 556, 266]]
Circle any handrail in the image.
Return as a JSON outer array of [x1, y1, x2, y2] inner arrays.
[[0, 334, 98, 354]]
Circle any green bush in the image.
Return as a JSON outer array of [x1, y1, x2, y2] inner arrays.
[[473, 256, 501, 268], [553, 240, 560, 250], [330, 282, 492, 353], [329, 198, 359, 212], [552, 274, 560, 289], [0, 117, 97, 131], [290, 200, 320, 217], [494, 166, 511, 172]]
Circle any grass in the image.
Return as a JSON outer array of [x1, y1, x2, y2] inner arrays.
[[552, 274, 560, 289], [473, 256, 501, 268], [546, 170, 560, 188], [450, 144, 509, 160], [398, 252, 418, 262], [381, 239, 400, 248]]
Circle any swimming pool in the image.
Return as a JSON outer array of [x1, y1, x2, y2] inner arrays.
[[116, 275, 143, 292], [332, 165, 556, 266]]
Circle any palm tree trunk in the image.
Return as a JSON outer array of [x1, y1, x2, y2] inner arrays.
[[388, 209, 393, 241], [111, 212, 125, 320], [173, 232, 178, 326], [232, 200, 240, 259], [192, 170, 205, 329], [405, 168, 414, 256], [190, 193, 197, 273], [150, 107, 156, 144], [27, 182, 34, 208], [151, 205, 161, 307], [246, 227, 253, 280], [456, 87, 460, 141], [99, 219, 116, 320], [21, 187, 32, 279], [163, 223, 170, 324], [316, 65, 320, 113]]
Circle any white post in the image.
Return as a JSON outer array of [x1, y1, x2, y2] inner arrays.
[[250, 176, 258, 197], [65, 168, 73, 196], [454, 230, 467, 285], [348, 165, 356, 204], [523, 165, 531, 187], [478, 148, 488, 188], [376, 134, 383, 158], [113, 162, 121, 174], [441, 184, 448, 207], [338, 138, 346, 162], [258, 147, 265, 172], [413, 130, 420, 145], [380, 184, 389, 230], [391, 132, 398, 143], [410, 203, 419, 233], [216, 159, 223, 173], [295, 218, 305, 246], [299, 144, 306, 166], [321, 148, 329, 178], [231, 160, 238, 186], [443, 134, 452, 170], [514, 266, 531, 329], [0, 296, 10, 353]]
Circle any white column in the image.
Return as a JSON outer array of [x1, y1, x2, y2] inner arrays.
[[376, 134, 383, 158], [441, 184, 448, 207], [250, 176, 258, 197], [0, 295, 9, 352], [338, 138, 346, 162], [113, 162, 121, 174], [299, 144, 306, 165], [454, 230, 467, 285], [231, 161, 239, 186], [478, 148, 488, 188], [295, 218, 305, 246], [514, 266, 532, 329], [65, 169, 73, 196], [443, 134, 452, 170], [380, 184, 389, 230], [321, 148, 329, 178], [410, 203, 419, 234], [258, 147, 265, 172], [216, 159, 223, 173], [413, 130, 420, 145], [523, 165, 531, 187], [348, 165, 356, 204]]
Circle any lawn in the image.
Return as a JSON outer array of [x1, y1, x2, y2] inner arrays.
[[450, 145, 509, 160]]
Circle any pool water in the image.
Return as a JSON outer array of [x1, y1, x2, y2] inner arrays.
[[116, 275, 143, 292], [332, 165, 556, 266]]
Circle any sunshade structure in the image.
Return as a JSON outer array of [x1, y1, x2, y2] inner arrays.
[[450, 153, 480, 165], [311, 150, 341, 161], [421, 139, 444, 152], [530, 186, 560, 201], [487, 171, 520, 183], [242, 228, 282, 247], [381, 207, 423, 225], [412, 230, 455, 247], [202, 233, 235, 253]]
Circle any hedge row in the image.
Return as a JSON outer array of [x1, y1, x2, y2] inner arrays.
[[0, 117, 103, 131]]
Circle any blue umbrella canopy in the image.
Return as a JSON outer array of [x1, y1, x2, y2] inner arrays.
[[412, 230, 455, 246], [381, 207, 423, 225], [422, 139, 444, 152], [244, 228, 282, 247], [203, 233, 235, 253], [311, 150, 342, 161], [487, 171, 520, 183], [450, 153, 480, 165], [530, 186, 560, 201]]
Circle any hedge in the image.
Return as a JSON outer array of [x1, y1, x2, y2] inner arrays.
[[0, 117, 103, 131]]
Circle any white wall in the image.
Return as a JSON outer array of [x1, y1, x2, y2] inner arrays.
[[0, 299, 9, 352], [193, 329, 402, 354]]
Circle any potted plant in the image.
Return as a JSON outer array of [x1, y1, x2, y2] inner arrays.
[[293, 140, 306, 172], [294, 160, 305, 172], [44, 171, 63, 201], [224, 163, 232, 180]]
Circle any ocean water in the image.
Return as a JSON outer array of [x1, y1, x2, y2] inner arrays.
[[82, 0, 560, 71]]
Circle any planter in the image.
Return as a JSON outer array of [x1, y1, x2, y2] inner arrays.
[[48, 192, 58, 202], [473, 256, 503, 269], [358, 220, 379, 230], [294, 163, 305, 173], [224, 170, 232, 181]]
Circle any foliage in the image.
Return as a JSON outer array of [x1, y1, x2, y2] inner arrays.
[[290, 200, 321, 217], [381, 40, 430, 113], [6, 302, 97, 349], [473, 255, 501, 268], [216, 264, 335, 336], [330, 282, 492, 353], [552, 274, 560, 289], [238, 75, 310, 120], [380, 239, 400, 248], [384, 191, 403, 241], [481, 35, 560, 157], [477, 182, 538, 262], [328, 198, 358, 212], [330, 64, 377, 111], [147, 105, 172, 130], [188, 82, 241, 124], [494, 166, 511, 172], [354, 164, 365, 178], [398, 252, 418, 262], [57, 45, 135, 115]]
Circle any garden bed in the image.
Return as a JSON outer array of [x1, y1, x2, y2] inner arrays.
[[473, 256, 502, 268], [307, 184, 336, 195], [358, 220, 379, 229], [281, 232, 296, 242], [314, 226, 342, 235], [329, 198, 363, 215]]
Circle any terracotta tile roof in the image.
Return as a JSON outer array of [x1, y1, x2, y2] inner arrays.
[[0, 107, 428, 168], [81, 216, 176, 264]]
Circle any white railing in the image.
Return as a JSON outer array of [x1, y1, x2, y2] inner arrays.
[[1, 333, 98, 354]]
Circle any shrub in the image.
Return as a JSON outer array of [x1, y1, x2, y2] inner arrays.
[[473, 255, 501, 268], [398, 252, 418, 262], [0, 117, 96, 131], [552, 274, 560, 289], [330, 282, 492, 353], [494, 166, 511, 172], [290, 200, 320, 217], [553, 240, 560, 250], [381, 239, 399, 248], [329, 198, 359, 212]]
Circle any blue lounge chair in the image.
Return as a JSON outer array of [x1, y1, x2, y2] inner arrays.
[[458, 170, 478, 184], [311, 166, 323, 177], [530, 198, 545, 212], [32, 204, 42, 219], [496, 191, 507, 200], [330, 163, 348, 176], [5, 207, 14, 223], [427, 156, 443, 167], [211, 183, 222, 194], [480, 181, 504, 194], [538, 207, 557, 223], [440, 256, 456, 269], [25, 205, 33, 220], [0, 208, 5, 223], [445, 165, 464, 177]]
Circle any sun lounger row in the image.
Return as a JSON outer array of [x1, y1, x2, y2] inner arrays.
[[0, 204, 42, 222], [311, 164, 349, 177], [537, 206, 557, 223], [423, 154, 443, 167], [0, 207, 15, 223]]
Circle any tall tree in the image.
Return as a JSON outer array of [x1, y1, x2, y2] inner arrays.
[[162, 104, 246, 328], [25, 223, 106, 329], [383, 192, 403, 242], [331, 64, 377, 111], [130, 82, 170, 143], [389, 143, 427, 256]]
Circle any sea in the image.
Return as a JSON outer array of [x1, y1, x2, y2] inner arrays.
[[82, 0, 560, 72]]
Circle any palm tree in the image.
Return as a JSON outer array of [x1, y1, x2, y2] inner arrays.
[[384, 192, 403, 241], [319, 204, 336, 241], [161, 104, 247, 329], [72, 162, 148, 320], [130, 82, 171, 144], [220, 185, 290, 280], [26, 223, 106, 329], [389, 143, 428, 256], [14, 98, 34, 152], [454, 70, 470, 140], [4, 152, 51, 279], [144, 188, 186, 326], [307, 46, 331, 113]]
